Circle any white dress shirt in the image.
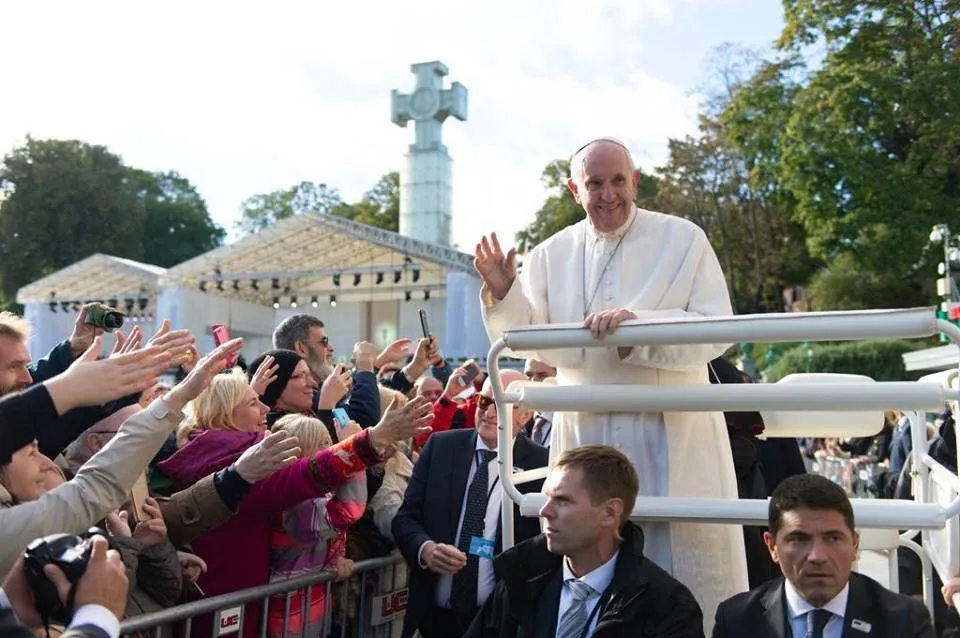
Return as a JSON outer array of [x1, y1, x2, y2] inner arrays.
[[555, 550, 619, 637], [784, 579, 849, 638], [418, 436, 503, 610], [0, 588, 120, 638]]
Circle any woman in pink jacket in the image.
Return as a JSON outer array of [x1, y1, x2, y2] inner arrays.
[[156, 365, 433, 638]]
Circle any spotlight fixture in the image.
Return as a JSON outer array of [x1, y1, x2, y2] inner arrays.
[[60, 301, 70, 313], [393, 270, 402, 284], [333, 273, 341, 287], [271, 278, 280, 290], [138, 297, 148, 311], [424, 290, 430, 301], [412, 269, 421, 283], [232, 280, 240, 292], [353, 273, 362, 287], [72, 302, 81, 312], [108, 298, 118, 309], [49, 302, 57, 313], [251, 279, 260, 291], [290, 296, 298, 308], [404, 291, 412, 302], [125, 299, 136, 314], [329, 294, 337, 308], [216, 280, 224, 292], [311, 296, 319, 308], [272, 297, 280, 309], [376, 272, 384, 285]]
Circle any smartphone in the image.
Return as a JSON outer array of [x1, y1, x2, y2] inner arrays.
[[130, 471, 150, 523], [211, 323, 238, 368], [332, 407, 351, 432], [460, 359, 480, 385], [418, 308, 430, 338]]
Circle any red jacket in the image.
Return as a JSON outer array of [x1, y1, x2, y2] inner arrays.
[[156, 428, 382, 637], [414, 395, 478, 451]]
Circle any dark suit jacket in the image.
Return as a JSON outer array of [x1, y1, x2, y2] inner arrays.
[[392, 429, 549, 638], [0, 607, 109, 638], [712, 572, 934, 638]]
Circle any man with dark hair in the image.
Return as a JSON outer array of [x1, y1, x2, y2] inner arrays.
[[271, 314, 380, 427], [713, 474, 934, 638], [465, 444, 703, 638]]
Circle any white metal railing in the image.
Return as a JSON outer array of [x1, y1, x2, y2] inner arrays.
[[487, 307, 960, 617]]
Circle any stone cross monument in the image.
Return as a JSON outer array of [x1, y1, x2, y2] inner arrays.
[[391, 61, 468, 247]]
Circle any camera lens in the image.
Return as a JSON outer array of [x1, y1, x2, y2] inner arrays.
[[103, 312, 124, 329]]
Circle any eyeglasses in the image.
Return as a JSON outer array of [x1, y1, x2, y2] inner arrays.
[[301, 337, 330, 347]]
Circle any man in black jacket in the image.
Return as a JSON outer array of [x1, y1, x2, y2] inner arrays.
[[712, 473, 933, 638], [393, 369, 549, 638], [465, 445, 704, 638]]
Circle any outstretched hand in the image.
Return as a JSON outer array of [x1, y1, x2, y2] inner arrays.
[[164, 338, 244, 413], [474, 233, 517, 301], [45, 337, 173, 415]]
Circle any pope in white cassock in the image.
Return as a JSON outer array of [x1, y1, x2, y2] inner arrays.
[[475, 138, 748, 632]]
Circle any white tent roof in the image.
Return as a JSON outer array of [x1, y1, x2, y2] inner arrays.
[[17, 253, 165, 304], [159, 212, 477, 305]]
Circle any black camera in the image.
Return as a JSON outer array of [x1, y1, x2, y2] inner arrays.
[[23, 528, 115, 625], [84, 305, 125, 331]]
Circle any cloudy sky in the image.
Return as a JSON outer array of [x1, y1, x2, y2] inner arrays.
[[1, 0, 784, 254]]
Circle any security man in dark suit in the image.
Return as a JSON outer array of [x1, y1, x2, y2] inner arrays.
[[393, 369, 549, 638], [712, 474, 934, 638]]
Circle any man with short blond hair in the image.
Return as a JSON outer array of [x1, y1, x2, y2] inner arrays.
[[466, 444, 704, 638]]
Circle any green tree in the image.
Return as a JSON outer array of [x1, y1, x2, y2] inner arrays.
[[734, 1, 960, 280], [806, 253, 928, 310], [0, 138, 146, 300], [333, 172, 400, 231], [235, 181, 343, 235], [135, 170, 226, 267], [646, 46, 818, 313]]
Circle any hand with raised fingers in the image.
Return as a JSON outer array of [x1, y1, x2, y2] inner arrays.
[[234, 430, 302, 483], [250, 354, 279, 396], [164, 338, 244, 413], [368, 395, 434, 453], [111, 326, 142, 357], [45, 337, 173, 414], [474, 233, 517, 301]]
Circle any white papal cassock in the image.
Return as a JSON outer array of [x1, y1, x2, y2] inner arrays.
[[481, 205, 749, 633]]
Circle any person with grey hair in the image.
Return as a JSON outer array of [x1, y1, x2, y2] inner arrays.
[[271, 314, 380, 427], [474, 137, 746, 632]]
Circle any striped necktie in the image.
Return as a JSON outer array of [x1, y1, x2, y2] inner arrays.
[[556, 579, 596, 638]]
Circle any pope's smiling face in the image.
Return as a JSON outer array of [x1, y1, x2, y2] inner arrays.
[[567, 141, 639, 233]]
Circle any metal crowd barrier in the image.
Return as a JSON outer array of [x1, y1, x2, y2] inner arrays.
[[486, 307, 960, 617], [120, 553, 407, 638]]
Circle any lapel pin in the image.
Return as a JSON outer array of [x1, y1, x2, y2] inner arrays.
[[850, 619, 872, 633]]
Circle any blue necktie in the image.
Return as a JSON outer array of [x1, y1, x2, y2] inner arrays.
[[450, 449, 497, 618], [556, 579, 596, 638], [806, 609, 832, 638]]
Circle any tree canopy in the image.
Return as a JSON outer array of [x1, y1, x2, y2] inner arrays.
[[0, 137, 224, 304]]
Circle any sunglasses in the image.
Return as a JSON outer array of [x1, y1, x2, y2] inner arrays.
[[302, 337, 330, 347]]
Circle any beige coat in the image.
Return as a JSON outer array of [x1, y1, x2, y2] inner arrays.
[[482, 207, 749, 632], [0, 399, 184, 575]]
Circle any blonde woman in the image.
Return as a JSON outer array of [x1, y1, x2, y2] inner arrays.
[[266, 414, 365, 637], [155, 369, 434, 638]]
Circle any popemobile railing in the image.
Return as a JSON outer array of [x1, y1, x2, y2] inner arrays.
[[486, 307, 960, 617], [119, 553, 407, 638]]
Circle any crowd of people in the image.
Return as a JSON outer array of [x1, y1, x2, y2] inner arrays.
[[0, 137, 954, 638]]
